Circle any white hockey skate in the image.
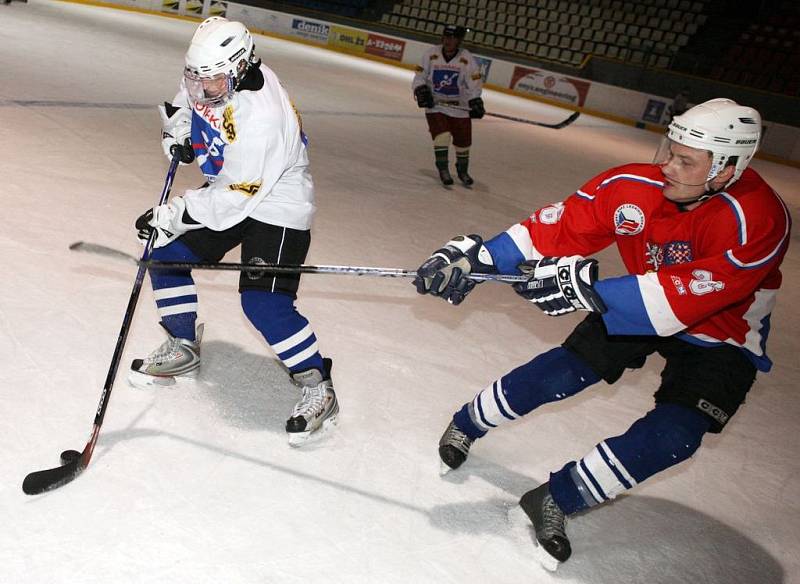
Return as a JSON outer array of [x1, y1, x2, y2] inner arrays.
[[285, 358, 338, 447], [127, 323, 203, 389]]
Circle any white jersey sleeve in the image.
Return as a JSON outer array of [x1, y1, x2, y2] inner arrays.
[[460, 49, 483, 103], [180, 64, 315, 232]]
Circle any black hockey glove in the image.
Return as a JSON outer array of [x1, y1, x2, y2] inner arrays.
[[468, 97, 485, 119], [414, 85, 435, 109], [414, 234, 496, 305], [513, 256, 607, 316]]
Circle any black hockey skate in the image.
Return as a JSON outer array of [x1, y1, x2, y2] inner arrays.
[[457, 170, 474, 187], [438, 420, 473, 474], [438, 168, 455, 186], [517, 482, 571, 571]]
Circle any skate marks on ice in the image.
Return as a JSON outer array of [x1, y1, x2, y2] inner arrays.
[[429, 459, 782, 583]]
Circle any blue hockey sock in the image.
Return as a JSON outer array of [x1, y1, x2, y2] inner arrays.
[[241, 290, 324, 373], [453, 347, 600, 440], [549, 403, 711, 515], [148, 240, 202, 341]]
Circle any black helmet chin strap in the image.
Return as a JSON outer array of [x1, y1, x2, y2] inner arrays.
[[675, 184, 724, 210]]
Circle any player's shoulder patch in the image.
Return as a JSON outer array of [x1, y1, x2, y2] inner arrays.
[[430, 54, 439, 61], [459, 57, 469, 65], [471, 73, 482, 80], [415, 65, 424, 72], [222, 104, 236, 143], [229, 180, 262, 196]]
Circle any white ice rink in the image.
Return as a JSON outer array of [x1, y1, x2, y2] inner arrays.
[[2, 1, 799, 582]]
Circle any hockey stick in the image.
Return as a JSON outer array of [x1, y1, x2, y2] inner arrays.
[[68, 242, 526, 283], [435, 101, 580, 129], [22, 154, 182, 495], [143, 260, 527, 283], [69, 240, 138, 263]]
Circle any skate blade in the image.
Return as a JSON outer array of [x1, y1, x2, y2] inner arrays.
[[439, 460, 454, 476], [507, 506, 561, 572], [127, 370, 177, 389], [287, 414, 338, 448]]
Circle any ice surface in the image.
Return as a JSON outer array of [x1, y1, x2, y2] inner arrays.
[[2, 2, 799, 583]]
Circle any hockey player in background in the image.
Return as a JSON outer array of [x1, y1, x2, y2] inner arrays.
[[131, 17, 338, 446], [412, 25, 485, 187], [413, 99, 790, 569]]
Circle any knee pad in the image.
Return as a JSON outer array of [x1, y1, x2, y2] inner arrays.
[[502, 347, 601, 415], [433, 132, 452, 148]]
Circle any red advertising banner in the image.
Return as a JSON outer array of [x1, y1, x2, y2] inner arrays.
[[365, 33, 406, 61], [510, 67, 591, 107]]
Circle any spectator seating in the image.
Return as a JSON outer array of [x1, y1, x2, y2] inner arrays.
[[709, 3, 800, 96], [380, 0, 707, 68]]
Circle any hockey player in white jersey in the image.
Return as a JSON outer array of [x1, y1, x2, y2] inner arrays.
[[130, 17, 338, 446], [412, 25, 484, 186]]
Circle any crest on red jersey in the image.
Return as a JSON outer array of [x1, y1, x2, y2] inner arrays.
[[614, 204, 645, 235]]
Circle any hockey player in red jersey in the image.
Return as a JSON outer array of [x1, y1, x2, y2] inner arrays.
[[413, 98, 791, 570]]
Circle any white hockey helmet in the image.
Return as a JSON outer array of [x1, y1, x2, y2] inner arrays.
[[664, 98, 761, 187], [183, 17, 255, 107]]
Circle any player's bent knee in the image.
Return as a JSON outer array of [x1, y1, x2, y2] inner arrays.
[[642, 403, 710, 464], [433, 132, 452, 147]]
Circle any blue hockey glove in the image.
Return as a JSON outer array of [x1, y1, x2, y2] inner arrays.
[[414, 234, 496, 305]]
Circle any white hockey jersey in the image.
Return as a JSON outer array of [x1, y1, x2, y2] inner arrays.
[[172, 63, 315, 231], [412, 46, 483, 118]]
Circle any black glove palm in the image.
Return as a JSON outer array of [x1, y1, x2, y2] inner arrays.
[[414, 235, 496, 305], [468, 97, 485, 119], [414, 85, 434, 109]]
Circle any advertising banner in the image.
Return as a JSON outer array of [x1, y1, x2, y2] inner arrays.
[[473, 56, 493, 82], [510, 66, 591, 107], [207, 0, 227, 17], [290, 18, 330, 43], [161, 0, 181, 13], [642, 98, 667, 124], [365, 33, 405, 61], [329, 25, 368, 53]]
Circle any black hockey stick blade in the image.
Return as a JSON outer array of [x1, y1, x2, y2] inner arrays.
[[69, 241, 138, 264], [485, 109, 581, 129], [22, 446, 89, 495], [547, 110, 580, 129]]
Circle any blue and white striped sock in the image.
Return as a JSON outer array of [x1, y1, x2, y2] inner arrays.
[[241, 290, 324, 374]]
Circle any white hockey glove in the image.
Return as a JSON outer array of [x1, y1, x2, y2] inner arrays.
[[414, 234, 496, 305], [158, 102, 194, 164], [513, 256, 607, 316], [135, 197, 203, 248]]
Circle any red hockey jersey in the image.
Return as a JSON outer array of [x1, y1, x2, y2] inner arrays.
[[484, 163, 791, 371]]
